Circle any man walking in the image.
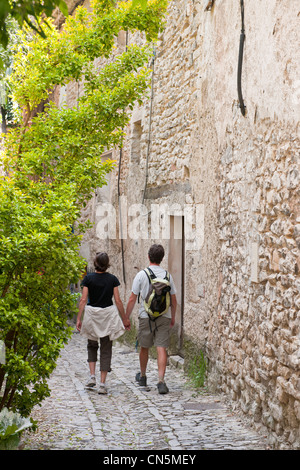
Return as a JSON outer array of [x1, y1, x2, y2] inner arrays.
[[125, 244, 177, 394]]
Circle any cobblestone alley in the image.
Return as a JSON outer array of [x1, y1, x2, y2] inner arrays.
[[20, 327, 270, 453]]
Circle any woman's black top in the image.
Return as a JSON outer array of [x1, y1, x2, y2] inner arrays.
[[81, 272, 120, 308]]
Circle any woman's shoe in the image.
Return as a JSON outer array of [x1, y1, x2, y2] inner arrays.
[[85, 375, 96, 388], [98, 384, 108, 395]]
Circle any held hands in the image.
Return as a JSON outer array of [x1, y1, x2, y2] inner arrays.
[[123, 315, 131, 330]]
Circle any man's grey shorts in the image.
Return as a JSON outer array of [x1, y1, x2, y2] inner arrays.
[[138, 316, 171, 348]]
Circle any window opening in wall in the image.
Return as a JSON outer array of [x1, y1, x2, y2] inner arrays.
[[250, 241, 259, 283], [131, 120, 142, 164], [117, 30, 127, 47], [168, 215, 185, 354]]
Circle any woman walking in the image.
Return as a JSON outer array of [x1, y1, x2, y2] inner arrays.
[[76, 252, 130, 394]]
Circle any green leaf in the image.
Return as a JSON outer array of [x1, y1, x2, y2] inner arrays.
[[58, 0, 69, 17], [0, 408, 33, 439], [132, 0, 148, 10]]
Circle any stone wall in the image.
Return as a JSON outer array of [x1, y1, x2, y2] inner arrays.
[[218, 119, 300, 449], [58, 0, 300, 449], [197, 0, 300, 449]]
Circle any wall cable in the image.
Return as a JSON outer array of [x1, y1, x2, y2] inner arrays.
[[237, 0, 246, 116], [142, 46, 156, 206]]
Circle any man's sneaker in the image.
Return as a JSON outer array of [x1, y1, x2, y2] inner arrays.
[[157, 381, 169, 394], [98, 384, 108, 395], [85, 375, 96, 388], [135, 372, 147, 386]]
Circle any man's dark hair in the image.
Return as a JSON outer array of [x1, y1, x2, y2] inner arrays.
[[94, 252, 110, 272], [148, 244, 165, 264]]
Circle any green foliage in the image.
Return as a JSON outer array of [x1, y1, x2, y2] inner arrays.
[[0, 175, 86, 415], [0, 0, 68, 48], [0, 18, 21, 130], [0, 1, 156, 49], [0, 407, 33, 449], [186, 351, 208, 389], [0, 0, 167, 416]]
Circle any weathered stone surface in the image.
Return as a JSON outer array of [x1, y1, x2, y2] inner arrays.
[[21, 331, 269, 451]]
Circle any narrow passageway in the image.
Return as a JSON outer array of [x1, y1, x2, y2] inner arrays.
[[21, 329, 268, 451]]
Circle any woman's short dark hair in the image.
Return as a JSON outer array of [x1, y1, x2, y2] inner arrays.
[[148, 244, 165, 264], [94, 252, 110, 272]]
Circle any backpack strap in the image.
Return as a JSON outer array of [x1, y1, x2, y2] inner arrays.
[[144, 268, 170, 283], [139, 268, 153, 303], [144, 268, 156, 282]]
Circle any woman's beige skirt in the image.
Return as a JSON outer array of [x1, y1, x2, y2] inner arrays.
[[80, 305, 125, 342]]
